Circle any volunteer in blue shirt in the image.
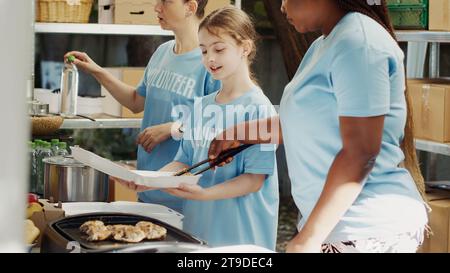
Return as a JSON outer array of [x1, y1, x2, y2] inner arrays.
[[65, 0, 220, 213], [208, 0, 429, 253]]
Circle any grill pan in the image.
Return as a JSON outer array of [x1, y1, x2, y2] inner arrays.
[[41, 213, 206, 253]]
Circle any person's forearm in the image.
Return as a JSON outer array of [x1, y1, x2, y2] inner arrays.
[[159, 161, 189, 172], [294, 149, 376, 245], [204, 173, 265, 200], [93, 68, 144, 113], [222, 116, 283, 145]]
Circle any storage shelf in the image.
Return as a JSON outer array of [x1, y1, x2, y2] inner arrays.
[[415, 139, 450, 156], [396, 31, 450, 43], [35, 23, 173, 36], [61, 114, 141, 129]]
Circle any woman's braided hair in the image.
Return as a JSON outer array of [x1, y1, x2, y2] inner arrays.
[[336, 0, 426, 199]]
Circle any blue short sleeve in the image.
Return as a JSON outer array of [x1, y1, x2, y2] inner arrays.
[[331, 47, 391, 117], [136, 45, 163, 98], [240, 96, 277, 176], [242, 144, 276, 176]]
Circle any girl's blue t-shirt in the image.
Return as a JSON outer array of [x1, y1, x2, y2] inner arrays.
[[174, 87, 280, 249]]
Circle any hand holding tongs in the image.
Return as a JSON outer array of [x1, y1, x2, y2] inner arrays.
[[173, 144, 253, 176]]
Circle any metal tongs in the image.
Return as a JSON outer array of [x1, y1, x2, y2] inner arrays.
[[174, 144, 253, 176]]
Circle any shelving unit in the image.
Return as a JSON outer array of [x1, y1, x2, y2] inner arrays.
[[34, 23, 156, 130], [60, 114, 141, 129], [398, 30, 450, 180], [35, 0, 241, 36], [396, 30, 448, 79], [415, 139, 450, 157], [35, 23, 173, 36], [398, 30, 450, 156], [35, 1, 242, 131], [396, 30, 450, 43]]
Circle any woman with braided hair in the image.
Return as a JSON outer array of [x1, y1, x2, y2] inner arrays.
[[208, 0, 428, 253]]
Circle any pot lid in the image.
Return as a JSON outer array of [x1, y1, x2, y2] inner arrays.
[[43, 156, 86, 167]]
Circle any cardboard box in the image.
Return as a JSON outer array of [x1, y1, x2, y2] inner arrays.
[[122, 68, 146, 118], [109, 161, 138, 202], [101, 67, 145, 118], [408, 79, 450, 143], [29, 199, 65, 245], [419, 189, 450, 253], [115, 0, 158, 25], [429, 0, 450, 31], [109, 178, 138, 202], [99, 0, 115, 24], [204, 0, 231, 17], [77, 96, 104, 115], [113, 0, 231, 25]]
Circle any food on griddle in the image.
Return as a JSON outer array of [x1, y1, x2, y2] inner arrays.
[[88, 229, 111, 242], [79, 220, 167, 243], [136, 221, 167, 240], [80, 220, 103, 233], [79, 220, 112, 242], [182, 172, 194, 176], [107, 224, 146, 243]]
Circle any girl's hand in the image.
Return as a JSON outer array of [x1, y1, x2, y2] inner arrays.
[[64, 51, 102, 75], [164, 183, 209, 201], [137, 122, 173, 153], [110, 176, 156, 192]]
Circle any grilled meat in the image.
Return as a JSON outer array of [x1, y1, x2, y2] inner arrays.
[[79, 220, 167, 243], [79, 220, 112, 242], [136, 221, 167, 240], [79, 220, 103, 233], [107, 224, 146, 243]]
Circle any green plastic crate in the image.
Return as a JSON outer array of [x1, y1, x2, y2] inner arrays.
[[388, 5, 428, 29], [387, 0, 428, 5]]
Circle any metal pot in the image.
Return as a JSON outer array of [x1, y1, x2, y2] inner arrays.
[[43, 156, 109, 202]]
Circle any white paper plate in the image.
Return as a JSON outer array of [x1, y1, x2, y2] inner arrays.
[[71, 146, 201, 188]]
